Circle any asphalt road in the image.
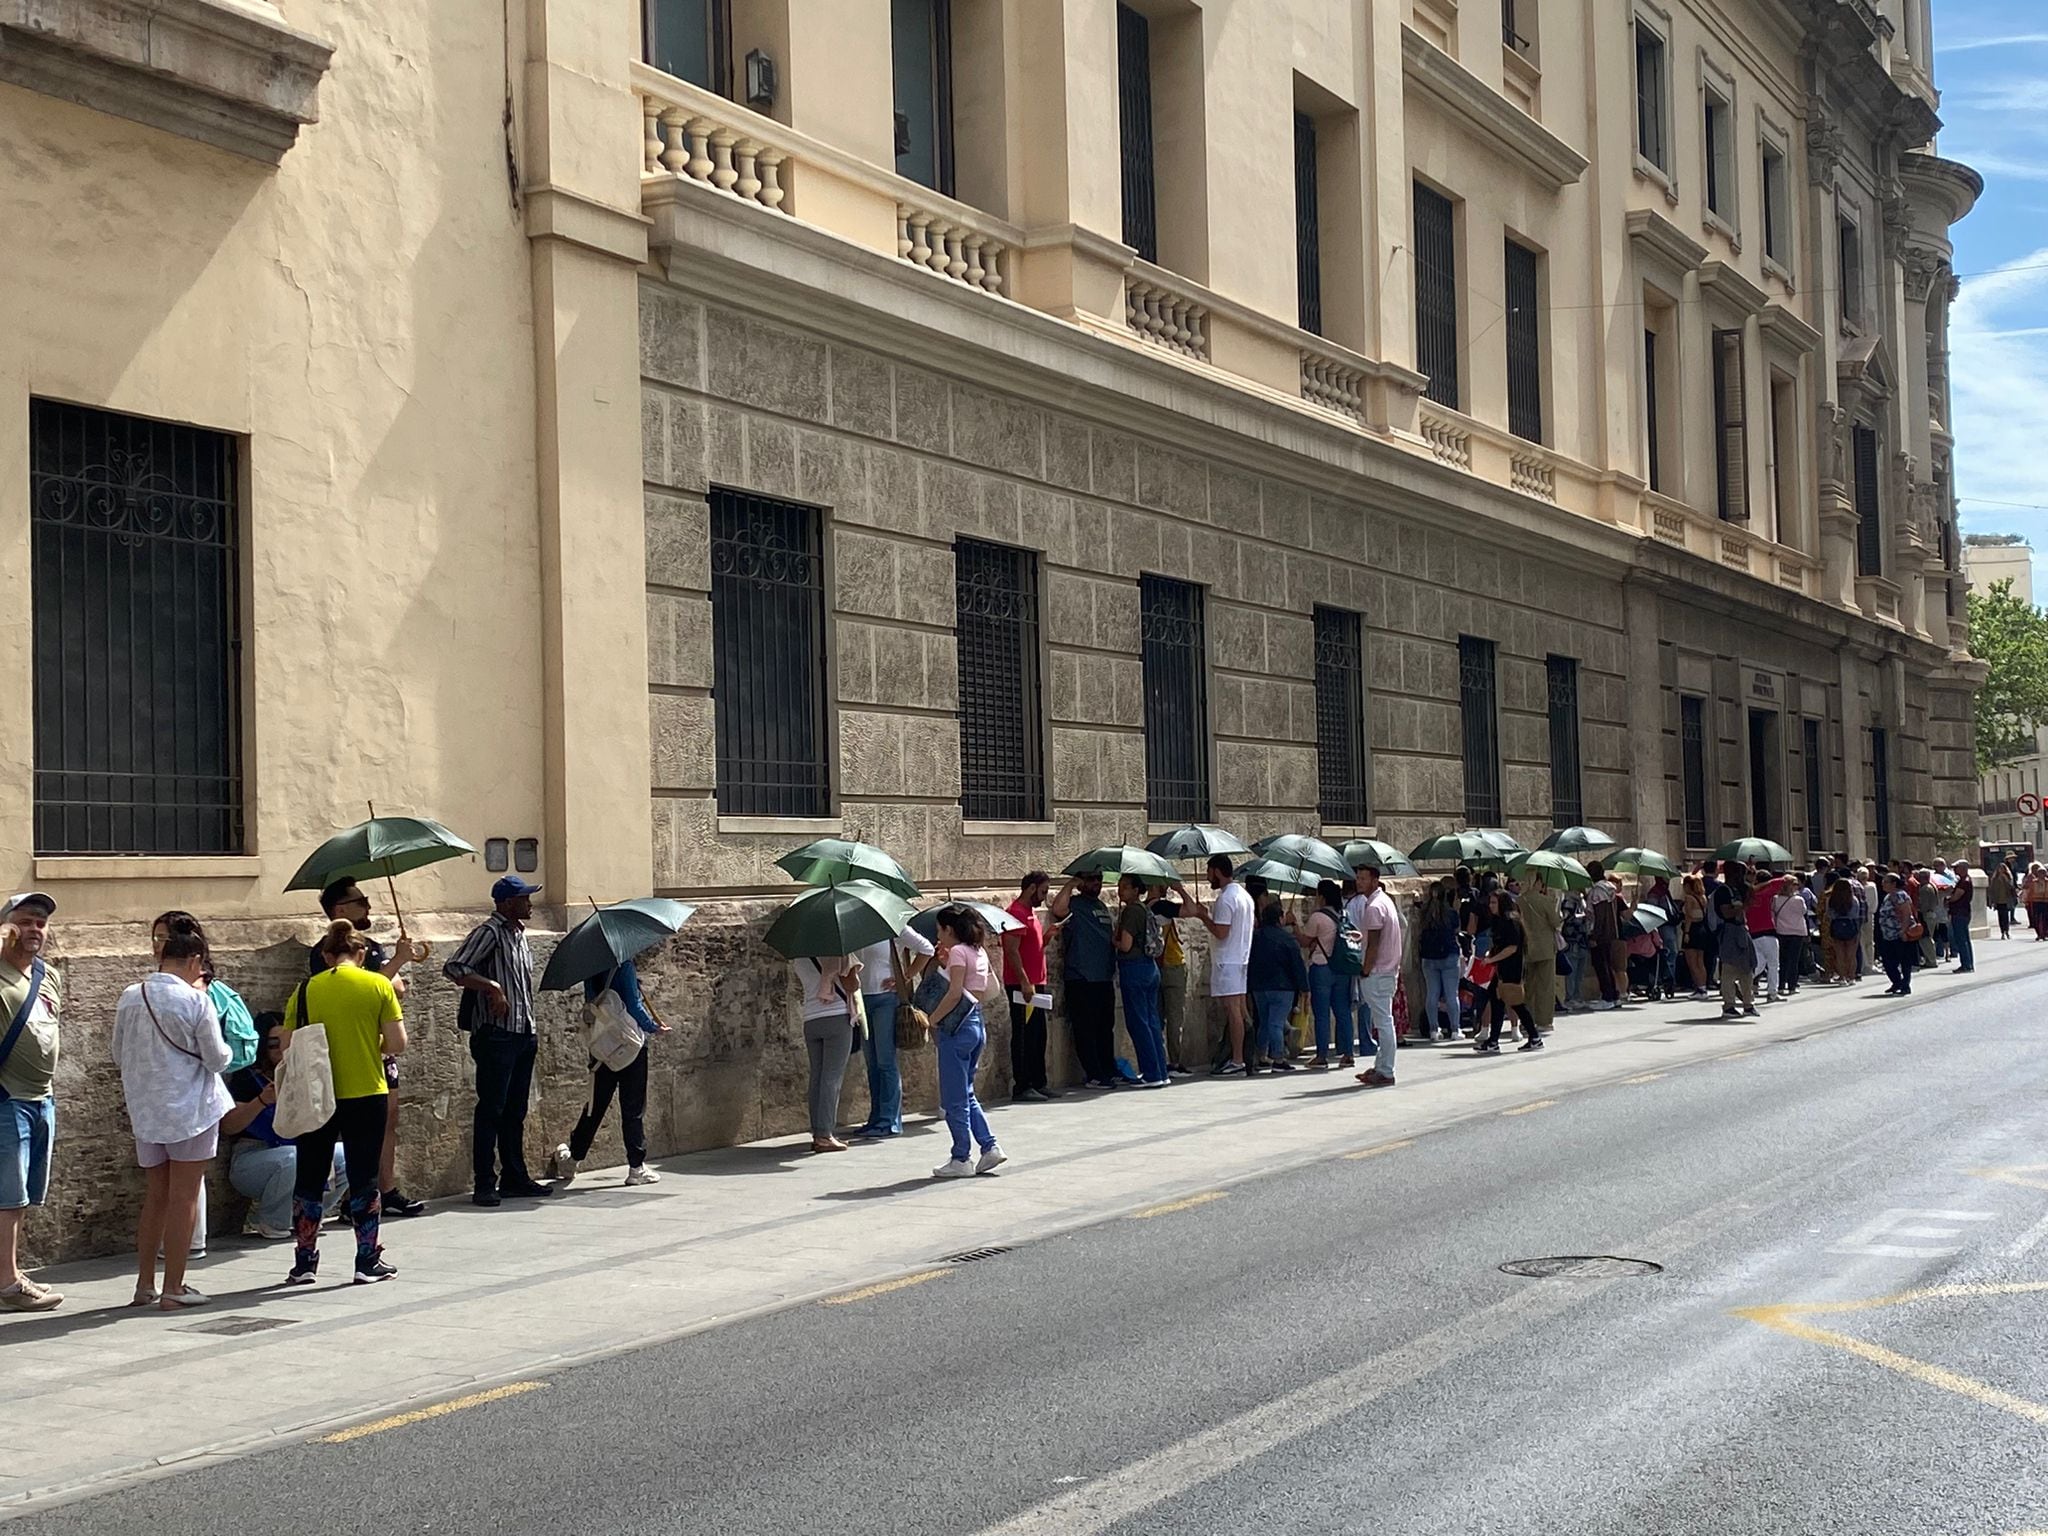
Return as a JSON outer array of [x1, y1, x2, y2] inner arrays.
[[18, 967, 2048, 1535]]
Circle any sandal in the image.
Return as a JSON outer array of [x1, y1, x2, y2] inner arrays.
[[157, 1285, 209, 1310], [130, 1285, 159, 1308]]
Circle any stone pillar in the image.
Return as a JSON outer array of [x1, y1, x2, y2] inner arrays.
[[1836, 644, 1871, 856], [1622, 578, 1672, 853]]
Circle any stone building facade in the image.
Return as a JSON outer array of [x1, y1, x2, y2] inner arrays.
[[0, 0, 1984, 1259]]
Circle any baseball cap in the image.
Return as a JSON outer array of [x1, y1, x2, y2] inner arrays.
[[491, 876, 541, 903], [0, 892, 55, 922]]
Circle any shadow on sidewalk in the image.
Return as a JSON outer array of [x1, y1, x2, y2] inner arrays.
[[815, 1176, 943, 1202], [0, 1275, 343, 1344]]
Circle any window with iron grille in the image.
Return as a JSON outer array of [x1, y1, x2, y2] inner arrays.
[[1838, 215, 1862, 328], [1870, 725, 1892, 861], [1458, 636, 1501, 826], [1140, 575, 1209, 821], [1313, 606, 1368, 825], [1295, 111, 1322, 336], [1644, 327, 1663, 493], [1502, 0, 1529, 51], [1414, 181, 1460, 409], [1117, 3, 1157, 265], [1681, 695, 1709, 848], [1853, 424, 1883, 577], [709, 489, 830, 817], [954, 538, 1045, 823], [1505, 238, 1543, 443], [1803, 716, 1827, 853], [1634, 18, 1669, 171], [30, 400, 244, 855], [1713, 327, 1748, 522], [892, 0, 955, 195], [643, 0, 730, 94], [1546, 655, 1582, 828]]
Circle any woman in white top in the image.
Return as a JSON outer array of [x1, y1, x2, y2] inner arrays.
[[791, 954, 859, 1153], [111, 917, 231, 1309], [928, 906, 1006, 1180]]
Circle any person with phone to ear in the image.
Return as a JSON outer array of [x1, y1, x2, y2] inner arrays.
[[0, 893, 62, 1312]]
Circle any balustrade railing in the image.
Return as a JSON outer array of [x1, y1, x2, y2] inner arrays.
[[1419, 406, 1472, 469], [1124, 269, 1210, 360], [1300, 348, 1365, 422], [1508, 450, 1556, 501]]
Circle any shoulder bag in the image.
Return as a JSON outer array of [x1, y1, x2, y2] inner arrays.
[[140, 980, 202, 1060], [585, 986, 648, 1073], [892, 944, 933, 1049], [272, 976, 339, 1138], [0, 959, 47, 1104]]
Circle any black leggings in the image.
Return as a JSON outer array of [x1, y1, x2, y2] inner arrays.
[[1482, 984, 1535, 1046], [1878, 938, 1916, 994], [293, 1093, 388, 1267], [569, 1045, 649, 1166]]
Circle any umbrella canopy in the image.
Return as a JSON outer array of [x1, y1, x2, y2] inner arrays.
[[1145, 824, 1250, 861], [1623, 901, 1674, 934], [763, 881, 919, 960], [1507, 849, 1592, 890], [1607, 847, 1682, 879], [1536, 825, 1619, 856], [1236, 857, 1322, 895], [1713, 837, 1794, 867], [1063, 845, 1181, 883], [1248, 834, 1351, 884], [774, 839, 921, 900], [908, 899, 1025, 944], [1410, 832, 1512, 870], [1926, 871, 1957, 891], [539, 898, 697, 992], [1339, 839, 1420, 877], [1476, 829, 1527, 856], [285, 814, 476, 892]]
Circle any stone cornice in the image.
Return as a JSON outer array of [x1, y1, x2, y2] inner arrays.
[[525, 186, 651, 266], [0, 0, 332, 163], [1898, 152, 1984, 227], [1700, 260, 1771, 317], [1760, 300, 1824, 353], [1627, 209, 1710, 275], [1399, 24, 1590, 191]]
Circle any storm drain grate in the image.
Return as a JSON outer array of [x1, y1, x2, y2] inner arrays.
[[942, 1247, 1012, 1265], [1499, 1256, 1663, 1280], [175, 1315, 301, 1336]]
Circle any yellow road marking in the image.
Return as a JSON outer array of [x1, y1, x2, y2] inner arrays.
[[321, 1382, 546, 1443], [1342, 1138, 1415, 1160], [1969, 1164, 2048, 1194], [1500, 1100, 1557, 1117], [820, 1269, 950, 1305], [1741, 1281, 2048, 1320], [1622, 1073, 1666, 1084], [1129, 1191, 1228, 1219]]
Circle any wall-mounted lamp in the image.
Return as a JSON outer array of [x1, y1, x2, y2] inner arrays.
[[746, 48, 777, 109]]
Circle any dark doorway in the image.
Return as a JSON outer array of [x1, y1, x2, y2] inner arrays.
[[1747, 708, 1778, 840]]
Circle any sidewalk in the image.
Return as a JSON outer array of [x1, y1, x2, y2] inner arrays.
[[2, 936, 2033, 1513]]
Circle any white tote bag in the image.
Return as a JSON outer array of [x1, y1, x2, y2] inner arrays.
[[586, 989, 648, 1073], [272, 1022, 338, 1139]]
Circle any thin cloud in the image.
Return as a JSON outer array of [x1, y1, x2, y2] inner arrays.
[[1953, 252, 2048, 589], [1937, 33, 2048, 53]]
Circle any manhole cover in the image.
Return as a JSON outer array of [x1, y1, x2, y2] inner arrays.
[[942, 1246, 1011, 1265], [1499, 1256, 1663, 1280], [176, 1315, 301, 1336]]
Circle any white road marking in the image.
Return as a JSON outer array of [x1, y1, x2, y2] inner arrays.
[[2005, 1208, 2048, 1260], [1829, 1209, 1995, 1259]]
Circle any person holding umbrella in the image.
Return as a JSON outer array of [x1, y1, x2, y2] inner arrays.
[[1049, 869, 1119, 1088], [1002, 872, 1056, 1103], [1191, 854, 1255, 1076], [445, 876, 552, 1205], [1113, 875, 1170, 1088], [851, 917, 934, 1139]]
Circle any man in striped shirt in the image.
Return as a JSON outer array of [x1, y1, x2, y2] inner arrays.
[[445, 877, 548, 1206]]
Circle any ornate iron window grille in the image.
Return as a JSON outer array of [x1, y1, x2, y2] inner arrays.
[[30, 400, 244, 856], [1414, 182, 1460, 409], [1853, 424, 1883, 577], [1458, 635, 1501, 827], [1870, 726, 1892, 862], [1117, 3, 1157, 265], [1140, 574, 1209, 822], [708, 489, 830, 818], [1803, 716, 1827, 853], [1505, 238, 1543, 443], [1680, 695, 1709, 848], [1546, 655, 1582, 828], [1313, 605, 1368, 825], [1295, 112, 1322, 336], [954, 538, 1045, 823]]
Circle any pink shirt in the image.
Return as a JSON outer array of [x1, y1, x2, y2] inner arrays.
[[1356, 888, 1404, 976], [948, 943, 992, 994]]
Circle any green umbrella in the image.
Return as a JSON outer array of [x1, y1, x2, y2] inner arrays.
[[775, 838, 920, 900], [1607, 847, 1681, 879], [1063, 845, 1181, 883], [1477, 830, 1527, 856], [1236, 857, 1322, 895], [1714, 837, 1793, 866], [1146, 824, 1250, 861], [285, 806, 476, 941], [763, 880, 919, 960], [1507, 849, 1592, 891], [1338, 839, 1420, 877], [1410, 832, 1512, 870], [1248, 834, 1351, 884], [539, 898, 697, 992], [1536, 825, 1619, 856]]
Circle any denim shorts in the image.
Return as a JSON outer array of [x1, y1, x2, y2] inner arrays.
[[0, 1096, 55, 1210]]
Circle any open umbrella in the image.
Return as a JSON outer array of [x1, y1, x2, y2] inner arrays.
[[286, 804, 476, 944], [775, 839, 920, 900], [1410, 832, 1512, 870], [1713, 837, 1793, 866], [908, 899, 1024, 944], [1537, 826, 1619, 856], [1926, 871, 1957, 891], [1507, 849, 1592, 890], [1607, 847, 1681, 879], [539, 898, 697, 992], [1063, 845, 1181, 883], [1338, 839, 1420, 877], [1146, 824, 1250, 861], [1477, 830, 1527, 856], [763, 881, 919, 960], [1235, 857, 1322, 895], [1623, 901, 1674, 935], [1248, 834, 1351, 885]]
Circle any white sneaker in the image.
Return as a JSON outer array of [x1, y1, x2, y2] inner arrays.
[[1594, 1000, 1620, 1011], [933, 1159, 975, 1180], [253, 1222, 292, 1241], [623, 1165, 660, 1186], [552, 1144, 577, 1187], [976, 1145, 1008, 1175]]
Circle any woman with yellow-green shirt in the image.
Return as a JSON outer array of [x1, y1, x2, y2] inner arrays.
[[283, 922, 407, 1287]]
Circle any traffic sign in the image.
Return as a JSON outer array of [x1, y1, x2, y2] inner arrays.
[[2019, 793, 2042, 817]]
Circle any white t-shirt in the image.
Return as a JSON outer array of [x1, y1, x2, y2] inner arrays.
[[1211, 881, 1255, 967], [852, 925, 934, 997], [792, 958, 853, 1022]]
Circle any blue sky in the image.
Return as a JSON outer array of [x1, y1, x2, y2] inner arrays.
[[1937, 1, 2048, 587]]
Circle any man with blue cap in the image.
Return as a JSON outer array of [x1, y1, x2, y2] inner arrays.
[[445, 876, 550, 1206]]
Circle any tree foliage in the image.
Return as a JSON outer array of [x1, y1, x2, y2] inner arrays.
[[1968, 577, 2048, 773]]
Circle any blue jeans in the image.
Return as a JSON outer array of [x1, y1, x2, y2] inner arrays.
[[1562, 943, 1588, 1005], [1952, 919, 1975, 971], [1309, 965, 1355, 1056], [1660, 925, 1681, 991], [859, 992, 902, 1133], [1117, 958, 1168, 1083], [1359, 973, 1399, 1079], [0, 1095, 54, 1209], [1420, 955, 1461, 1036], [937, 1006, 995, 1163], [1252, 990, 1293, 1063]]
